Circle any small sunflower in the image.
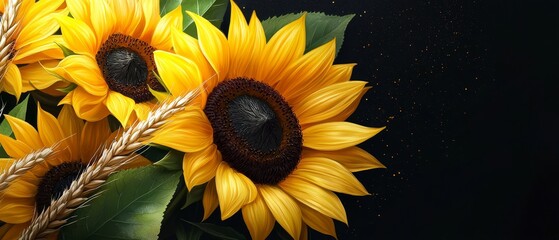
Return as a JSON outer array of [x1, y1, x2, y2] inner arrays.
[[0, 106, 149, 239], [0, 0, 66, 99], [45, 0, 183, 126], [150, 1, 385, 239]]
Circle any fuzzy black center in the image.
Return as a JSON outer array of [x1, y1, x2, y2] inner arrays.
[[96, 33, 164, 102], [105, 48, 148, 87], [205, 78, 302, 185], [228, 95, 282, 153], [35, 162, 85, 212]]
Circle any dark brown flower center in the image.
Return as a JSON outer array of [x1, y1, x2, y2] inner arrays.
[[35, 161, 86, 212], [96, 33, 164, 102], [205, 78, 302, 185]]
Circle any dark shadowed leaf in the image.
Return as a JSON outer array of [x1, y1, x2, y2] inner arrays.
[[182, 183, 206, 209], [184, 221, 246, 240]]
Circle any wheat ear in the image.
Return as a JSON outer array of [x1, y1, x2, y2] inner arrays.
[[20, 89, 200, 240], [0, 0, 22, 81], [0, 148, 53, 192]]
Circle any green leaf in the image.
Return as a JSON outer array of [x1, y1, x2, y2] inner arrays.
[[184, 221, 246, 240], [160, 0, 181, 15], [0, 95, 29, 136], [182, 183, 205, 209], [55, 42, 76, 57], [262, 12, 355, 56], [180, 0, 229, 37], [56, 83, 77, 94], [176, 224, 203, 240], [0, 95, 29, 157], [59, 165, 182, 240], [155, 150, 183, 171]]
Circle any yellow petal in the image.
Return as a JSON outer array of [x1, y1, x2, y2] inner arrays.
[[0, 158, 15, 172], [276, 39, 336, 102], [0, 135, 32, 158], [59, 90, 74, 105], [303, 122, 385, 151], [242, 193, 275, 240], [20, 0, 63, 25], [14, 36, 64, 64], [89, 0, 115, 47], [65, 0, 91, 25], [58, 105, 84, 160], [300, 204, 337, 239], [133, 102, 153, 121], [56, 15, 97, 56], [183, 145, 221, 191], [279, 175, 348, 224], [323, 63, 356, 85], [294, 156, 369, 196], [37, 104, 65, 147], [148, 87, 171, 103], [202, 179, 218, 220], [304, 147, 384, 172], [256, 14, 306, 85], [259, 185, 302, 239], [105, 91, 135, 127], [55, 55, 108, 96], [215, 162, 257, 220], [0, 223, 27, 240], [227, 1, 252, 78], [152, 5, 182, 50], [110, 0, 143, 35], [187, 11, 230, 82], [170, 28, 217, 92], [80, 119, 111, 162], [244, 11, 266, 78], [19, 61, 60, 92], [0, 198, 34, 223], [139, 0, 161, 41], [16, 12, 61, 50], [294, 81, 366, 125], [3, 175, 39, 198], [153, 50, 204, 99], [150, 107, 213, 153], [2, 63, 22, 100], [70, 87, 110, 122], [323, 87, 370, 123], [4, 115, 42, 150]]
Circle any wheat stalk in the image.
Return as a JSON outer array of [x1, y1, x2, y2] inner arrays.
[[0, 148, 53, 192], [20, 89, 200, 240], [0, 0, 22, 82]]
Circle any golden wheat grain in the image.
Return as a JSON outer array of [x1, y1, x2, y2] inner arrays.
[[0, 148, 53, 193], [0, 0, 22, 82], [20, 89, 200, 240]]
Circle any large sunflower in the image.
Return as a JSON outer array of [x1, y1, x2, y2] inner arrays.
[[150, 1, 385, 239], [45, 0, 183, 126], [0, 106, 148, 239], [0, 0, 66, 99]]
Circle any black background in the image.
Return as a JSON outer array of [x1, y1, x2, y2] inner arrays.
[[0, 0, 555, 239], [233, 0, 558, 239]]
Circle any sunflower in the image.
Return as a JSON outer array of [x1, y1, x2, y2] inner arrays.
[[44, 0, 183, 126], [149, 1, 385, 239], [0, 105, 149, 239], [0, 0, 66, 99]]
